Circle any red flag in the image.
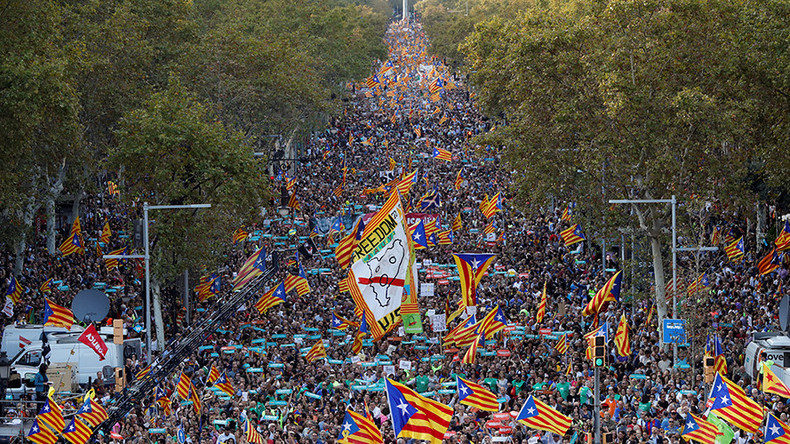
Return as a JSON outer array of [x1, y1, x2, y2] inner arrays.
[[78, 324, 108, 361]]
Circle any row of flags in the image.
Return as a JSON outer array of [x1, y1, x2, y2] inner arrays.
[[28, 391, 108, 444]]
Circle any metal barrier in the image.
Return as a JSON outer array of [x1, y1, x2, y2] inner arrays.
[[92, 256, 281, 437]]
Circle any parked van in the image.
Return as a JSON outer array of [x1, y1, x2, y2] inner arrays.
[[6, 332, 141, 397], [1, 324, 73, 358]]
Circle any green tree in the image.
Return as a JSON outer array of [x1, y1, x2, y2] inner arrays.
[[109, 77, 270, 344], [0, 0, 83, 271], [462, 0, 788, 327]]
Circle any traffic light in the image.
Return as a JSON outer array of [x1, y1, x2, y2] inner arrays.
[[593, 335, 606, 367], [704, 356, 716, 383]]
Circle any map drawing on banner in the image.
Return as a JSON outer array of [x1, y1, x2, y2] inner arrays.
[[349, 190, 414, 340]]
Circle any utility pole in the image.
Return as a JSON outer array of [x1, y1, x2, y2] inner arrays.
[[594, 367, 601, 444], [403, 0, 408, 21]]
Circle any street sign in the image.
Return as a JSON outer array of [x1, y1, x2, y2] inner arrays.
[[662, 319, 687, 344]]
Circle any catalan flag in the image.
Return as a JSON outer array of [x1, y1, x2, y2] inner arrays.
[[6, 277, 22, 304], [711, 226, 721, 245], [432, 147, 451, 161], [559, 224, 585, 247], [232, 228, 248, 244], [231, 247, 266, 291], [555, 333, 568, 355], [763, 362, 790, 398], [337, 409, 383, 444], [407, 221, 427, 250], [428, 76, 444, 94], [99, 220, 112, 244], [536, 281, 547, 323], [584, 322, 609, 343], [44, 298, 74, 329], [397, 170, 418, 194], [188, 380, 202, 414], [452, 253, 496, 308], [384, 378, 452, 444], [614, 313, 630, 356], [461, 333, 482, 364], [284, 270, 310, 297], [195, 273, 221, 302], [59, 217, 84, 256], [776, 221, 790, 251], [331, 312, 359, 330], [214, 372, 235, 396], [582, 271, 622, 316], [253, 282, 286, 314], [76, 396, 108, 427], [154, 387, 172, 415], [305, 339, 327, 363], [765, 412, 790, 444], [456, 376, 499, 411], [62, 418, 92, 444], [39, 278, 53, 294], [482, 192, 502, 218], [516, 394, 572, 436], [724, 236, 745, 262], [365, 75, 381, 89], [176, 373, 192, 399], [335, 217, 364, 269], [27, 418, 57, 444], [241, 418, 262, 444], [454, 169, 463, 190], [134, 364, 151, 381], [758, 247, 784, 275], [687, 273, 710, 295], [351, 316, 367, 354], [58, 231, 84, 256], [107, 181, 119, 196], [681, 412, 721, 444], [437, 230, 453, 245], [478, 304, 508, 338], [443, 314, 476, 346], [560, 206, 571, 221], [452, 214, 462, 232], [707, 372, 764, 433], [104, 247, 127, 271], [37, 397, 65, 433]]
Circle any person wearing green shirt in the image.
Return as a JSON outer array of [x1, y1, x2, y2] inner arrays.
[[414, 374, 429, 393]]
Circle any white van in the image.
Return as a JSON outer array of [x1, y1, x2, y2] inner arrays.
[[1, 324, 74, 358], [7, 332, 142, 396]]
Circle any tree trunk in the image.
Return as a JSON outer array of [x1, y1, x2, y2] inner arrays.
[[45, 160, 67, 254], [633, 204, 669, 337], [14, 192, 41, 276], [152, 279, 165, 350], [756, 202, 767, 246], [71, 188, 84, 223]]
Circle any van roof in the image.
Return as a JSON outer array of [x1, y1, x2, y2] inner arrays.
[[766, 336, 790, 348]]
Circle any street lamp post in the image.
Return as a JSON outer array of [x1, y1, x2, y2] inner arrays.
[[104, 202, 211, 362]]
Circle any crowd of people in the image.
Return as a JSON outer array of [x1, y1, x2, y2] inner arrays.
[[3, 17, 790, 444]]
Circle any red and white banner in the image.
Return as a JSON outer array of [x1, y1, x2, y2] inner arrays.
[[78, 324, 108, 361]]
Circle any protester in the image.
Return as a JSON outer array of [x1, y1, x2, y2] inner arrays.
[[2, 18, 788, 444]]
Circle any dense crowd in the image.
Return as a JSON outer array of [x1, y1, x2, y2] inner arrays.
[[3, 18, 789, 444]]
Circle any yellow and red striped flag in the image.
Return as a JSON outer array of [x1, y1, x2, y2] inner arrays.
[[305, 339, 327, 363], [516, 394, 572, 436], [26, 418, 57, 444], [232, 228, 248, 244], [36, 397, 65, 433], [724, 236, 745, 262], [536, 281, 547, 323], [384, 378, 452, 444], [776, 221, 790, 251], [99, 220, 112, 244], [396, 170, 418, 195], [765, 412, 790, 444], [614, 313, 630, 356], [43, 298, 74, 329], [456, 376, 499, 411], [452, 214, 462, 232], [76, 396, 108, 428], [559, 223, 585, 247], [214, 372, 235, 396], [461, 334, 482, 364], [254, 282, 286, 314], [62, 418, 92, 444], [176, 373, 192, 399], [763, 363, 790, 398], [337, 408, 383, 444], [680, 412, 721, 444], [231, 247, 266, 291], [432, 147, 451, 161], [555, 333, 568, 355], [244, 419, 264, 444], [208, 365, 221, 385], [708, 373, 764, 433], [454, 169, 463, 190], [582, 271, 622, 317]]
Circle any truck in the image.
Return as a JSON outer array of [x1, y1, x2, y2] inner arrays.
[[5, 330, 141, 398], [744, 332, 790, 388], [1, 324, 73, 358]]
